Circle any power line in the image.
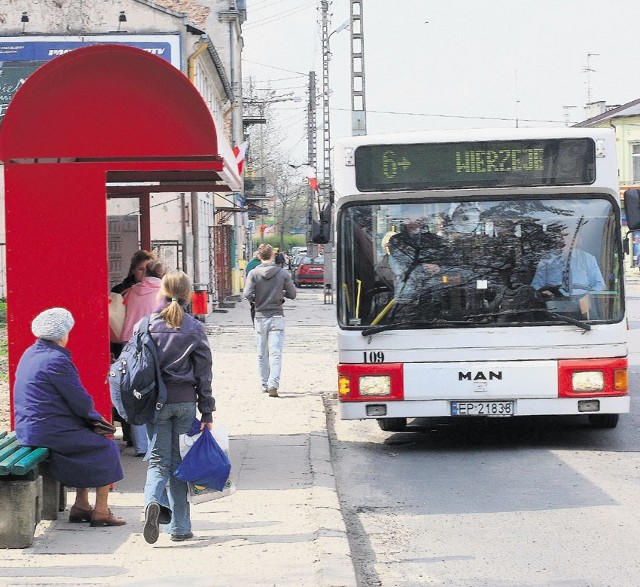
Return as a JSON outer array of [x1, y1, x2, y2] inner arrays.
[[330, 106, 566, 125], [242, 59, 307, 76], [243, 0, 316, 30], [250, 0, 294, 14]]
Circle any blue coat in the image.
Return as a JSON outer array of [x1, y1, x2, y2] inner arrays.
[[13, 340, 124, 488]]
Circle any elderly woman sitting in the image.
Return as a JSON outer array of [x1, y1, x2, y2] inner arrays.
[[13, 308, 126, 527]]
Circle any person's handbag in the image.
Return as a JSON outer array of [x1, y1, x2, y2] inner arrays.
[[174, 422, 231, 491], [108, 292, 126, 342]]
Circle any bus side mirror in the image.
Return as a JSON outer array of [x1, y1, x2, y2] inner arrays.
[[311, 202, 332, 244], [625, 189, 640, 230]]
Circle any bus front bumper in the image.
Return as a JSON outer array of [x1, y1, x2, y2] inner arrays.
[[339, 395, 631, 420]]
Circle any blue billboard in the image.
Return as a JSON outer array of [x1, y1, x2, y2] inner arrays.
[[0, 34, 181, 120]]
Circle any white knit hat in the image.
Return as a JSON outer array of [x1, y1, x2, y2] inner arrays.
[[31, 308, 75, 341]]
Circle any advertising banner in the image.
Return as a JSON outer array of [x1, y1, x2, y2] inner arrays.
[[0, 34, 181, 120]]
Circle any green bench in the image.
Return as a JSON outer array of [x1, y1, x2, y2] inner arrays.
[[0, 431, 66, 548]]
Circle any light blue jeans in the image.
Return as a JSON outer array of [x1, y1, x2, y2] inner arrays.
[[254, 315, 285, 391], [130, 423, 148, 455], [144, 402, 195, 536]]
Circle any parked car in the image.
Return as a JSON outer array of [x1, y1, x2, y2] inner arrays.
[[293, 256, 324, 287], [289, 253, 307, 274]]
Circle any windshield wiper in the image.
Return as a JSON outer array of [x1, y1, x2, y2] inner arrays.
[[466, 307, 591, 331], [538, 308, 591, 331]]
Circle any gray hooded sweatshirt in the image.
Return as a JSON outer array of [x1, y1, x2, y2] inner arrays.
[[243, 262, 297, 318]]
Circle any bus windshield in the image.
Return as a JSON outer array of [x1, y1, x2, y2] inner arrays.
[[338, 196, 623, 330]]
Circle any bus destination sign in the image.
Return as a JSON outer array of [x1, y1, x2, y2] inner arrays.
[[354, 138, 596, 191]]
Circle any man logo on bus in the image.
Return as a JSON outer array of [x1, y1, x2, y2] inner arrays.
[[459, 371, 503, 381]]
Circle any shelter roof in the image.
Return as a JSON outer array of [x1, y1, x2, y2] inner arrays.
[[0, 44, 242, 192]]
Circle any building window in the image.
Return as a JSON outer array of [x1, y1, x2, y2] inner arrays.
[[633, 143, 640, 183]]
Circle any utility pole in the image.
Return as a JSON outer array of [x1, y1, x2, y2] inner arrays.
[[320, 0, 333, 299], [320, 1, 332, 190], [244, 88, 300, 243], [350, 0, 367, 136], [307, 71, 318, 258]]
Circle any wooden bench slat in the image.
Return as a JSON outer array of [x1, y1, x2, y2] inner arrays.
[[0, 438, 20, 463], [0, 446, 33, 475], [12, 448, 50, 476], [0, 432, 17, 451]]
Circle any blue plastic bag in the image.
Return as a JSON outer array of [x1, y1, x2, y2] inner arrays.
[[174, 425, 231, 491]]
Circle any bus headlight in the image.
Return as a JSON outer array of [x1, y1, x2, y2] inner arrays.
[[572, 371, 604, 392], [359, 375, 391, 396]]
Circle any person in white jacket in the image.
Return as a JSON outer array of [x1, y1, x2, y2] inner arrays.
[[121, 260, 166, 455]]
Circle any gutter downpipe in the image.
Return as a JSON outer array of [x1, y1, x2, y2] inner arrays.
[[188, 41, 208, 84]]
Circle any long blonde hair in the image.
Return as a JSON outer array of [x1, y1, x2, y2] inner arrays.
[[159, 271, 192, 328]]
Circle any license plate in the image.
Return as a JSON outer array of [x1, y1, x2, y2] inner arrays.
[[451, 401, 514, 417]]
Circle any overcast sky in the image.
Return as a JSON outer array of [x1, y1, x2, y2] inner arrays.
[[241, 0, 640, 164]]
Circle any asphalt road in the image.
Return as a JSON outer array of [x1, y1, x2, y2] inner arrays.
[[328, 274, 640, 587]]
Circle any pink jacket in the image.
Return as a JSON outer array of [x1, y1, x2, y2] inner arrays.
[[121, 277, 162, 342]]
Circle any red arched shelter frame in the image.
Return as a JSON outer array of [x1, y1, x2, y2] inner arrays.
[[0, 45, 240, 423]]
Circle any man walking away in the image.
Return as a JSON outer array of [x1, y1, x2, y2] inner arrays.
[[245, 251, 261, 324], [274, 249, 286, 268], [243, 244, 297, 397]]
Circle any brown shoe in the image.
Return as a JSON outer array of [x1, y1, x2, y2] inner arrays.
[[68, 506, 93, 523], [268, 388, 279, 397], [90, 509, 127, 527]]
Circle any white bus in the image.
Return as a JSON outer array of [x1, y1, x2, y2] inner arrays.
[[330, 127, 638, 432]]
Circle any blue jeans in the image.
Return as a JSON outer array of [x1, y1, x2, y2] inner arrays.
[[144, 402, 195, 536], [254, 315, 285, 390], [130, 423, 148, 455]]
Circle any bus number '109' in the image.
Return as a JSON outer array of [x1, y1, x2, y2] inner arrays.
[[363, 352, 385, 363]]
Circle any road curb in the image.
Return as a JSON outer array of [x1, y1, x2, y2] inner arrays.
[[310, 395, 358, 587]]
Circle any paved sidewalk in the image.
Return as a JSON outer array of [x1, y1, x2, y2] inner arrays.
[[0, 290, 357, 587]]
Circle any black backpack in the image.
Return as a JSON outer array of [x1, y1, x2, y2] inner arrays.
[[109, 315, 167, 426]]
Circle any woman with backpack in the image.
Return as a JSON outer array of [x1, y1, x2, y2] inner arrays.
[[142, 271, 215, 544], [13, 308, 126, 527], [119, 260, 166, 457]]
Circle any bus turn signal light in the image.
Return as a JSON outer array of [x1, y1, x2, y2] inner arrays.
[[338, 376, 351, 397], [614, 368, 628, 391]]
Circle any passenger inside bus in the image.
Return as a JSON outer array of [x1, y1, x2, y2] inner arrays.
[[531, 229, 605, 297], [374, 230, 396, 291], [385, 206, 477, 320]]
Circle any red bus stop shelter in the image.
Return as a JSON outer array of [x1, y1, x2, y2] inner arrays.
[[0, 45, 241, 424]]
